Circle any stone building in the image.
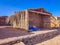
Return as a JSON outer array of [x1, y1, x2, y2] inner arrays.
[[50, 16, 57, 29], [57, 17, 60, 28], [11, 8, 57, 30], [0, 16, 11, 26], [0, 16, 8, 25]]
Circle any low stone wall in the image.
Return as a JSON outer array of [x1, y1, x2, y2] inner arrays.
[[1, 30, 59, 45]]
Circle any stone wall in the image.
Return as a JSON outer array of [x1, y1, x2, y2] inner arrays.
[[12, 10, 29, 30], [57, 17, 60, 28], [29, 11, 51, 29], [50, 16, 57, 28], [0, 16, 9, 26], [29, 11, 43, 28]]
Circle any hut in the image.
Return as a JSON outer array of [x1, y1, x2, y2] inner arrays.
[[57, 17, 60, 28], [11, 8, 56, 30], [50, 16, 57, 29]]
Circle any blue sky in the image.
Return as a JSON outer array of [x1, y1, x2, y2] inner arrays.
[[0, 0, 60, 16]]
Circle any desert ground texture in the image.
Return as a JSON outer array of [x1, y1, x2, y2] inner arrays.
[[36, 35, 60, 45], [0, 26, 60, 45]]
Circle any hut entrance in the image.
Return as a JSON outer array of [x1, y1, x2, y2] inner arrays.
[[29, 12, 42, 30]]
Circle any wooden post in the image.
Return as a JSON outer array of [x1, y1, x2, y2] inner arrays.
[[24, 10, 29, 30], [22, 12, 25, 29], [20, 13, 23, 28]]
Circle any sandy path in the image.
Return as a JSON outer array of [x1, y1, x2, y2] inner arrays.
[[0, 30, 56, 44], [36, 35, 60, 45]]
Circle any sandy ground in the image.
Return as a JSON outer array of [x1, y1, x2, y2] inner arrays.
[[0, 26, 57, 44], [0, 26, 60, 45], [36, 35, 60, 45]]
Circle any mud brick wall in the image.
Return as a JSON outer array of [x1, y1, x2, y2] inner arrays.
[[57, 17, 60, 28], [29, 11, 51, 29], [29, 11, 43, 28], [12, 10, 29, 30], [42, 15, 51, 29], [50, 16, 57, 29], [0, 16, 8, 26]]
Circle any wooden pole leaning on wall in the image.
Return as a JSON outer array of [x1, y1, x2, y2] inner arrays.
[[22, 11, 25, 29], [21, 12, 24, 29], [24, 10, 29, 30], [20, 12, 23, 28]]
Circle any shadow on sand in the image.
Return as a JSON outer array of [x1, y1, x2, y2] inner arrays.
[[0, 26, 33, 39]]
